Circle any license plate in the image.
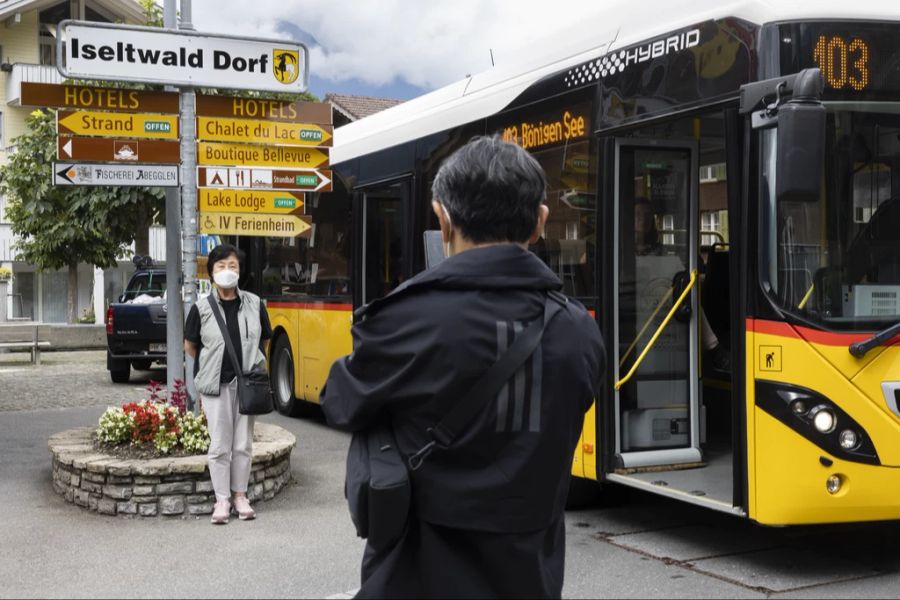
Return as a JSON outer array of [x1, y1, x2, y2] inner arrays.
[[150, 343, 166, 353]]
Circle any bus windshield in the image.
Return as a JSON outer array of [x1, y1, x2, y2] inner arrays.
[[763, 104, 900, 329]]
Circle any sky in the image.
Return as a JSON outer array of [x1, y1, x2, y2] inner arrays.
[[187, 0, 607, 101]]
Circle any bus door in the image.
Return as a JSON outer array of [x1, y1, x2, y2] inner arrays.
[[359, 179, 413, 306], [613, 139, 702, 469]]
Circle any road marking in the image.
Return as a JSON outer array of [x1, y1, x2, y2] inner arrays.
[[0, 368, 28, 374]]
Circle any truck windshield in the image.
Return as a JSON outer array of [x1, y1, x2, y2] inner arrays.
[[762, 104, 900, 330], [122, 272, 167, 301]]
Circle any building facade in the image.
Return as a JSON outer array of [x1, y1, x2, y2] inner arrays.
[[0, 0, 148, 323]]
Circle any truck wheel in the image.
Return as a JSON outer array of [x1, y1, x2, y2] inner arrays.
[[109, 357, 131, 383], [271, 335, 309, 417], [132, 360, 152, 371]]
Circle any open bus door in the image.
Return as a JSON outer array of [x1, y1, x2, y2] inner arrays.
[[611, 140, 703, 470], [355, 178, 414, 308]]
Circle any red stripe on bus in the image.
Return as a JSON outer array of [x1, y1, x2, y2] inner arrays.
[[267, 301, 353, 311], [748, 318, 900, 347]]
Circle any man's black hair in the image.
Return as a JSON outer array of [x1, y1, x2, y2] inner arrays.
[[207, 243, 245, 279], [432, 135, 547, 243]]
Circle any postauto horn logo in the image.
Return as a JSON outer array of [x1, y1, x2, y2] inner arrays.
[[273, 49, 299, 84]]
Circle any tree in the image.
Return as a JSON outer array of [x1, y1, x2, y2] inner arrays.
[[0, 110, 165, 323]]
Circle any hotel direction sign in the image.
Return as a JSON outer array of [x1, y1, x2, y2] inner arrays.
[[197, 166, 332, 192], [53, 162, 179, 187], [197, 142, 328, 169], [198, 117, 333, 147], [199, 189, 305, 215], [57, 20, 309, 93], [19, 82, 179, 113], [58, 136, 180, 164], [195, 95, 332, 125], [57, 110, 179, 139], [200, 211, 312, 238]]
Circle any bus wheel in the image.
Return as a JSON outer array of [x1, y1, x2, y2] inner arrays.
[[566, 476, 602, 509], [271, 335, 306, 417]]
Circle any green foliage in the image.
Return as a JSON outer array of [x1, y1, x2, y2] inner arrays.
[[0, 109, 166, 271], [139, 0, 164, 27], [179, 411, 211, 454], [0, 267, 11, 282]]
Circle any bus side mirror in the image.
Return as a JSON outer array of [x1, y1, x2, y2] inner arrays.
[[776, 69, 826, 202]]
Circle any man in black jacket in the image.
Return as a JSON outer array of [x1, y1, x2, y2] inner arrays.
[[321, 135, 605, 599]]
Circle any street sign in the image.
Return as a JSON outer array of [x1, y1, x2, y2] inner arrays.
[[199, 211, 312, 238], [197, 166, 332, 192], [19, 82, 179, 113], [57, 20, 309, 93], [53, 162, 179, 187], [195, 95, 332, 124], [197, 142, 329, 169], [57, 136, 181, 163], [197, 117, 333, 147], [57, 110, 179, 140], [199, 189, 305, 215]]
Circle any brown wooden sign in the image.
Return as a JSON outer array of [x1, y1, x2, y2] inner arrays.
[[196, 94, 332, 125], [57, 136, 181, 164], [20, 82, 179, 113]]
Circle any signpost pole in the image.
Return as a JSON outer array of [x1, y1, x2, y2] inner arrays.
[[179, 1, 199, 408], [163, 0, 184, 398]]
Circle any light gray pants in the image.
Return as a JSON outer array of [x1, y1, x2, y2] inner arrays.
[[203, 378, 255, 501]]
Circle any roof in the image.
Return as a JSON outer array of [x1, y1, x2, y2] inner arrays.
[[332, 0, 900, 164], [325, 93, 405, 121], [0, 0, 145, 23]]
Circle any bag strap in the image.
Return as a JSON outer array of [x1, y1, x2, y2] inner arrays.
[[208, 295, 245, 386], [409, 292, 566, 470]]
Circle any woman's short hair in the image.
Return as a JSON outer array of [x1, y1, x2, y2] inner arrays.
[[206, 243, 245, 279], [431, 135, 547, 243]]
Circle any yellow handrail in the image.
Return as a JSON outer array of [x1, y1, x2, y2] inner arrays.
[[619, 286, 674, 368], [798, 283, 815, 309], [615, 270, 698, 391]]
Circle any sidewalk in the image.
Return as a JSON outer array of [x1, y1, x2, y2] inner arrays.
[[0, 350, 160, 412]]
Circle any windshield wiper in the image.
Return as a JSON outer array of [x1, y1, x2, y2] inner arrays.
[[849, 321, 900, 358]]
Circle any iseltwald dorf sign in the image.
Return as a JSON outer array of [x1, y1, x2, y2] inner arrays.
[[57, 20, 309, 92]]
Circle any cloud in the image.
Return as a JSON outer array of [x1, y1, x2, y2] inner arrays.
[[189, 0, 604, 91]]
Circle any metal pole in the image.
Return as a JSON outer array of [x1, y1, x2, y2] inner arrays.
[[179, 0, 199, 411], [163, 0, 184, 396]]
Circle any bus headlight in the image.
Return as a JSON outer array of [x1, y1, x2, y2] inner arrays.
[[811, 406, 836, 433], [791, 400, 808, 415], [826, 474, 843, 494], [839, 429, 859, 450]]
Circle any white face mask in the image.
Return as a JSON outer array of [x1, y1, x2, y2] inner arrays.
[[213, 269, 240, 289]]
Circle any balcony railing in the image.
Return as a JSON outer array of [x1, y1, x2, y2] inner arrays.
[[5, 63, 64, 106], [0, 223, 17, 262]]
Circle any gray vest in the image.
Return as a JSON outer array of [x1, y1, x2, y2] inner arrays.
[[194, 289, 266, 396]]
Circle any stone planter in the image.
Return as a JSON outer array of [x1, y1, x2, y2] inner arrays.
[[48, 423, 296, 518]]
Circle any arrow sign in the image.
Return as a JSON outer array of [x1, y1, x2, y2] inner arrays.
[[57, 110, 179, 139], [52, 162, 179, 187], [197, 142, 329, 169], [57, 136, 181, 163], [198, 189, 305, 215], [197, 117, 333, 147], [197, 166, 332, 192], [199, 211, 312, 238]]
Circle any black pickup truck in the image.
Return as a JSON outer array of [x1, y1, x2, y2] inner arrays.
[[106, 258, 167, 383]]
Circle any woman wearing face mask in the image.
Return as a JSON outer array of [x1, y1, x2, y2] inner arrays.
[[183, 243, 273, 525]]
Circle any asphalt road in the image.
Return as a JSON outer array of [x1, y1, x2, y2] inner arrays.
[[2, 351, 900, 598]]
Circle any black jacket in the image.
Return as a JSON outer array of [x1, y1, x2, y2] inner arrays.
[[321, 244, 605, 534]]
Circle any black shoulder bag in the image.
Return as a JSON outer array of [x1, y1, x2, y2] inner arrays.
[[346, 293, 565, 550], [208, 296, 274, 416]]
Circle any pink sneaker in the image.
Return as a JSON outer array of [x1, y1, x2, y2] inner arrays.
[[232, 495, 256, 521], [211, 499, 231, 525]]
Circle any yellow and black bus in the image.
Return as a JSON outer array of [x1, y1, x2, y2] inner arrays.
[[247, 0, 900, 525]]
